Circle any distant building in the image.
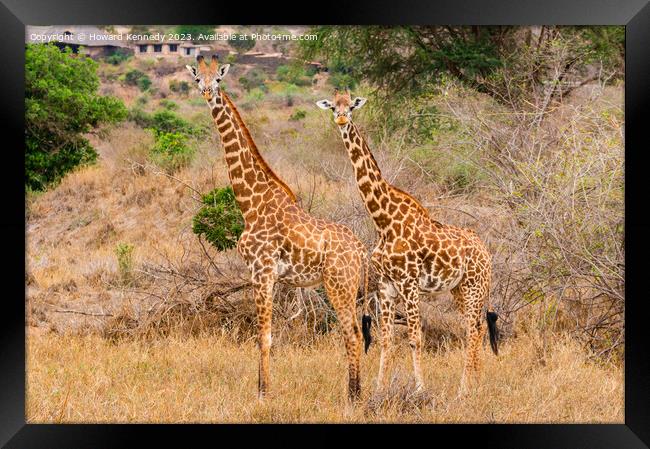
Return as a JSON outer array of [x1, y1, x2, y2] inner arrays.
[[132, 40, 210, 59], [26, 25, 133, 59], [25, 25, 210, 60]]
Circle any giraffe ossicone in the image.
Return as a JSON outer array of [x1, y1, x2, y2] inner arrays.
[[316, 90, 499, 395], [188, 55, 373, 401]]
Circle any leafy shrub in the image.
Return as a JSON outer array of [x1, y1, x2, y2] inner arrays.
[[244, 88, 266, 103], [137, 76, 152, 92], [192, 186, 244, 251], [276, 64, 312, 86], [151, 110, 204, 136], [25, 44, 126, 190], [239, 68, 267, 92], [169, 79, 190, 95], [228, 34, 256, 53], [280, 83, 299, 107], [159, 99, 179, 110], [127, 107, 155, 128], [224, 53, 237, 64], [124, 69, 152, 91], [135, 95, 149, 106], [115, 242, 135, 284], [150, 130, 194, 173], [104, 48, 131, 65], [289, 109, 307, 121]]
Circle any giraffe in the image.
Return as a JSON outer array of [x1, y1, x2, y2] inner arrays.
[[316, 90, 499, 395], [187, 56, 372, 401]]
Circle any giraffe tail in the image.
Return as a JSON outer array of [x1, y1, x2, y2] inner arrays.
[[361, 253, 372, 354], [486, 307, 499, 355]]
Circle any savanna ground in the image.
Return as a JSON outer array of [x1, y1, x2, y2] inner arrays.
[[26, 25, 624, 423]]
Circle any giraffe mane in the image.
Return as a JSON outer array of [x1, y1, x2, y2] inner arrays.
[[221, 91, 298, 203], [352, 121, 433, 219], [389, 185, 434, 218]]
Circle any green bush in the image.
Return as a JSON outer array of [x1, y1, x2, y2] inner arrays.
[[25, 44, 126, 190], [137, 76, 152, 91], [151, 110, 196, 135], [159, 99, 179, 110], [169, 79, 190, 95], [124, 69, 151, 91], [239, 68, 267, 92], [289, 109, 307, 121], [115, 242, 134, 284], [150, 130, 195, 173], [276, 64, 312, 86], [228, 34, 256, 54], [192, 186, 244, 251], [244, 88, 266, 103], [127, 107, 154, 128], [280, 83, 299, 107], [128, 108, 207, 139], [104, 49, 131, 65], [135, 95, 149, 106], [224, 53, 238, 64]]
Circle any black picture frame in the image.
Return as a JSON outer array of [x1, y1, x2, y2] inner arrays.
[[3, 0, 649, 447]]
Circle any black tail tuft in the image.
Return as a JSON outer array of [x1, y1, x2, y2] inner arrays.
[[486, 310, 499, 355], [362, 315, 372, 353]]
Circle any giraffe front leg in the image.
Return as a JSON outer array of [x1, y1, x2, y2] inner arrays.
[[402, 282, 424, 391], [376, 278, 397, 391], [252, 272, 275, 400]]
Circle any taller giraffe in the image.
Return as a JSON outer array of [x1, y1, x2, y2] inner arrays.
[[187, 56, 372, 401], [316, 90, 499, 395]]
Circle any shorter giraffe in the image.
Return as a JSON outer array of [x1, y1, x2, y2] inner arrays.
[[187, 57, 373, 401], [316, 90, 499, 395]]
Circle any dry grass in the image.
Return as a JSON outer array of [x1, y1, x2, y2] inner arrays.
[[26, 48, 624, 424], [26, 328, 622, 424]]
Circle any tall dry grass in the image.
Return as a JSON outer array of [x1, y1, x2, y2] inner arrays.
[[26, 50, 624, 424], [27, 326, 622, 424]]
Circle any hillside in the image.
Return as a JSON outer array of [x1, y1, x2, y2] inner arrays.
[[25, 29, 624, 423]]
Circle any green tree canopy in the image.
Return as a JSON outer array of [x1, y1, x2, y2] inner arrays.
[[299, 26, 624, 110], [25, 43, 126, 190]]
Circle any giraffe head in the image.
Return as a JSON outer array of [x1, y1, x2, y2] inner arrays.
[[185, 55, 230, 101], [316, 89, 367, 127]]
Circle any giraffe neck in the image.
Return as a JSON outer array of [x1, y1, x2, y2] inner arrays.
[[340, 121, 432, 236], [208, 90, 295, 219], [340, 121, 394, 233]]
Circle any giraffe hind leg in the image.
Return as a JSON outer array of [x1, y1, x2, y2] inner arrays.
[[453, 282, 488, 396], [323, 265, 363, 401]]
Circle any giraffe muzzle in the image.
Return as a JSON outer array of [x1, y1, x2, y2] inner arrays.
[[335, 116, 349, 125]]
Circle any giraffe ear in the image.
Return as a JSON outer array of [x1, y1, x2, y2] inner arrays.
[[217, 64, 230, 80], [316, 100, 334, 110], [350, 97, 367, 110], [185, 65, 197, 78]]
